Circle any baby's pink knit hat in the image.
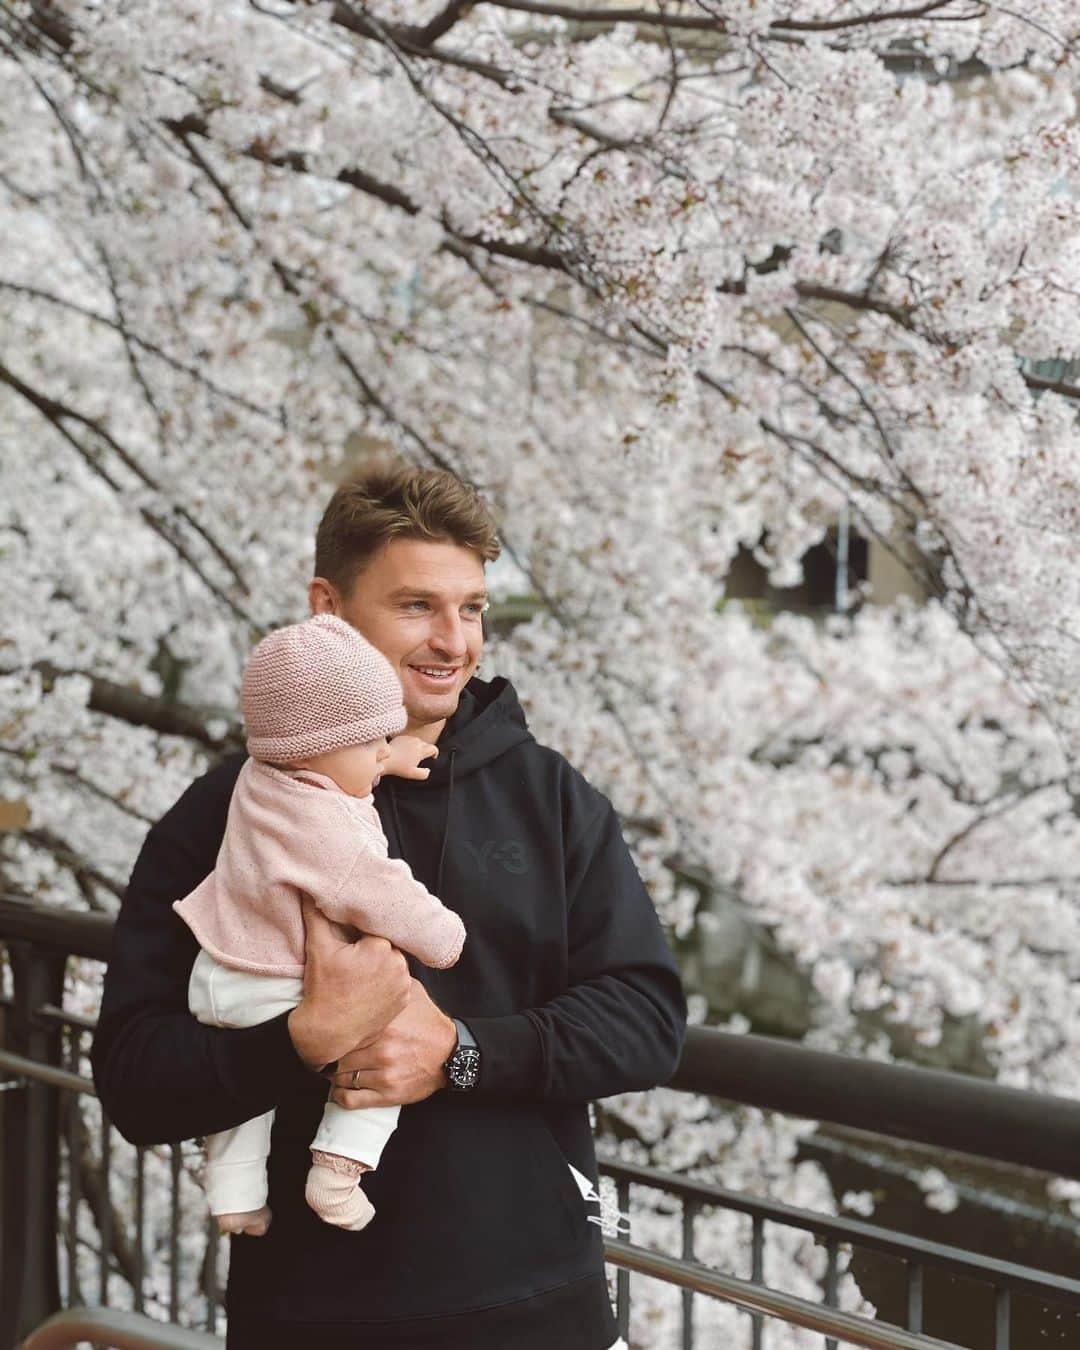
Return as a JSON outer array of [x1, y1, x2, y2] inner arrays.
[[242, 615, 406, 764]]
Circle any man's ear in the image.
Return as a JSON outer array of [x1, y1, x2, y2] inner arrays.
[[309, 576, 339, 615]]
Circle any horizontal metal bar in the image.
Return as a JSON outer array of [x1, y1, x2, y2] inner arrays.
[[598, 1157, 1080, 1307], [604, 1239, 964, 1350], [0, 897, 113, 962], [20, 1305, 222, 1349], [0, 1048, 96, 1096], [7, 897, 1080, 1194], [804, 1127, 1080, 1238], [672, 1026, 1080, 1182], [6, 893, 1080, 1187], [5, 895, 1080, 1178], [36, 1001, 98, 1033]]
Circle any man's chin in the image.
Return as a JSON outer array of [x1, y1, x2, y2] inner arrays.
[[405, 688, 463, 727], [403, 668, 472, 725]]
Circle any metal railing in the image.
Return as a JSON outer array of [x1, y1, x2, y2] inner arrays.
[[6, 896, 1080, 1350], [599, 1158, 1080, 1350], [604, 1239, 962, 1350], [20, 1307, 221, 1350]]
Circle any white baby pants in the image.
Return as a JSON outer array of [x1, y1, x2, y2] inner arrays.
[[187, 949, 400, 1216]]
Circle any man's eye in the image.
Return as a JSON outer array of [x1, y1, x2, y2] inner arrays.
[[403, 601, 430, 612], [463, 603, 487, 618]]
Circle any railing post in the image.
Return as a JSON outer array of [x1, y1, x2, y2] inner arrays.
[[1, 938, 67, 1347]]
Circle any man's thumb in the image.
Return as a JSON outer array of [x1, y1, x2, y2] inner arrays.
[[300, 894, 333, 951]]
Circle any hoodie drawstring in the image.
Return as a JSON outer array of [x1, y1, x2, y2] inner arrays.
[[435, 749, 457, 896], [385, 751, 456, 897]]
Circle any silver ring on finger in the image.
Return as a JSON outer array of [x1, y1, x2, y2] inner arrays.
[[350, 1069, 363, 1090]]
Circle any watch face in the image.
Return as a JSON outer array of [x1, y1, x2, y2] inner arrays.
[[449, 1046, 480, 1090]]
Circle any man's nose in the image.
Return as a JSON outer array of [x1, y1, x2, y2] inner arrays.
[[427, 610, 467, 659]]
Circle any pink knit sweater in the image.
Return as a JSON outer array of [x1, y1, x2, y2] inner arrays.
[[172, 759, 465, 977]]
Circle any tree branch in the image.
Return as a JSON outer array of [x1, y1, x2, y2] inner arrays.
[[12, 659, 242, 749], [65, 1098, 141, 1287], [0, 280, 283, 422], [1023, 370, 1080, 402], [327, 2, 513, 86], [165, 114, 573, 273], [480, 0, 965, 37], [51, 764, 157, 826], [772, 1, 976, 33], [0, 359, 256, 621], [408, 0, 477, 45], [18, 827, 125, 900]]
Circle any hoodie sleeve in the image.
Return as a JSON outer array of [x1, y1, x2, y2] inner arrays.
[[465, 798, 687, 1104], [90, 762, 316, 1146]]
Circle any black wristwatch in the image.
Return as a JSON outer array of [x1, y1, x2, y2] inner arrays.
[[443, 1018, 480, 1091]]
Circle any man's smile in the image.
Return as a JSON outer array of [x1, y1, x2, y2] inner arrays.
[[410, 665, 461, 684]]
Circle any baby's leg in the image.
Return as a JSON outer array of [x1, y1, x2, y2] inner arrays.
[[205, 1110, 275, 1235], [306, 1101, 401, 1231], [188, 951, 304, 1236]]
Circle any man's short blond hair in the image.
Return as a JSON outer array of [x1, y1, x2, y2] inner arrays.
[[314, 460, 501, 596]]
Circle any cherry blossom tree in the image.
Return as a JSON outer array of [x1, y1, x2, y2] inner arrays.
[[3, 1, 1080, 1342]]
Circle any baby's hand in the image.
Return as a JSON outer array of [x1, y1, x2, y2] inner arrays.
[[384, 735, 438, 780]]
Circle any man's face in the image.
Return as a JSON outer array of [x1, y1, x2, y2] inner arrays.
[[320, 539, 487, 731]]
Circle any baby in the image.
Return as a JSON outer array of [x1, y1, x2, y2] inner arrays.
[[173, 614, 465, 1235]]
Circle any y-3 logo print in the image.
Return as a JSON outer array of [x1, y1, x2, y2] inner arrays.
[[462, 839, 529, 875]]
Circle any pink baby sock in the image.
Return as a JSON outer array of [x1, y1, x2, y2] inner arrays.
[[306, 1149, 374, 1231]]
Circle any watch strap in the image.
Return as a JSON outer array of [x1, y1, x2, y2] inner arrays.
[[452, 1017, 477, 1049]]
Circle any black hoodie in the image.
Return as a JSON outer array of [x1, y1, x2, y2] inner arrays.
[[92, 676, 687, 1349]]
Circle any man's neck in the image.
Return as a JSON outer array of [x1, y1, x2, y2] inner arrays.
[[406, 717, 448, 744]]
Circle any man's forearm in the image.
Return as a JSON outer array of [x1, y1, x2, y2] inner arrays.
[[467, 968, 687, 1105], [92, 1005, 315, 1146]]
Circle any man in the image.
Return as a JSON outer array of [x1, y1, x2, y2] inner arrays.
[[92, 462, 687, 1349]]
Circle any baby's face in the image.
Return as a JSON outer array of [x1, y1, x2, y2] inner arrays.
[[305, 738, 391, 797]]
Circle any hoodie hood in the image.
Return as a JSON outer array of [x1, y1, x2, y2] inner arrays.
[[378, 675, 535, 895], [403, 675, 534, 788]]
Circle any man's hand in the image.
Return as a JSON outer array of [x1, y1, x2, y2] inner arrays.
[[288, 896, 411, 1071], [326, 979, 458, 1109], [383, 735, 438, 781]]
